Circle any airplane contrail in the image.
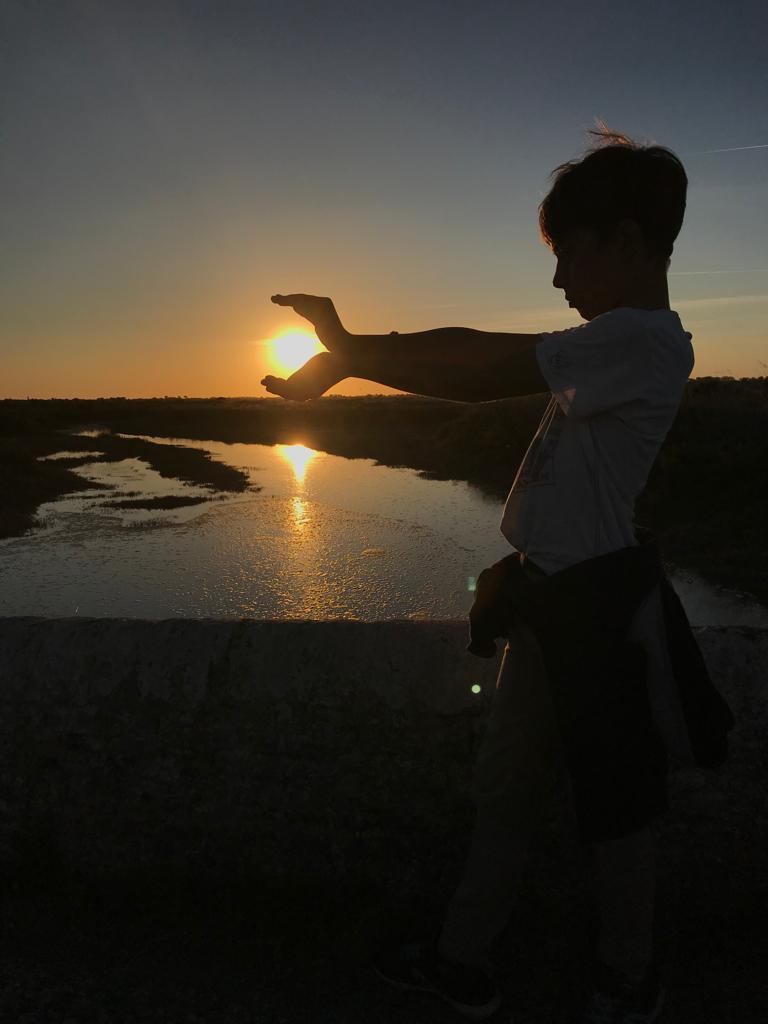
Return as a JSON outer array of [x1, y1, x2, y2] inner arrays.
[[669, 268, 768, 275], [694, 144, 768, 154]]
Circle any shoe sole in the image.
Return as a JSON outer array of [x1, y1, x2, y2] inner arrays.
[[372, 963, 503, 1020]]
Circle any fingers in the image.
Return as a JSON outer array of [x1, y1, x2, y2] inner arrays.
[[261, 376, 308, 401], [271, 293, 331, 307], [261, 375, 291, 392], [271, 294, 310, 306]]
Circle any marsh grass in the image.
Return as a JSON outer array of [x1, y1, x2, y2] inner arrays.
[[99, 495, 213, 511], [0, 426, 252, 540], [124, 517, 178, 531]]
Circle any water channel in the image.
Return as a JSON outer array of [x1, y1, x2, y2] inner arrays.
[[1, 434, 765, 627]]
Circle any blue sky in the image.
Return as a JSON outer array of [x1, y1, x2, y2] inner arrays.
[[1, 0, 766, 397]]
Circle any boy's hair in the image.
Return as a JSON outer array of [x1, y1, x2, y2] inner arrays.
[[538, 119, 688, 267]]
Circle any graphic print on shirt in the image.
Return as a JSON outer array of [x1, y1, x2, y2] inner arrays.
[[513, 397, 565, 491], [544, 348, 570, 372]]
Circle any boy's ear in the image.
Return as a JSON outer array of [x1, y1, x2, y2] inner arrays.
[[615, 218, 647, 260]]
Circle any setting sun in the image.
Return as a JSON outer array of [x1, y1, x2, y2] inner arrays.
[[267, 330, 325, 376]]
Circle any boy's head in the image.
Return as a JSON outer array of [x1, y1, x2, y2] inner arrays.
[[539, 121, 688, 320]]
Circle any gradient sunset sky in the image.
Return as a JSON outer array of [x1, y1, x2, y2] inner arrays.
[[2, 0, 766, 399]]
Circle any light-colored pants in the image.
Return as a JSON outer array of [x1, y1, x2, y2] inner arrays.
[[438, 616, 656, 979], [437, 617, 569, 969]]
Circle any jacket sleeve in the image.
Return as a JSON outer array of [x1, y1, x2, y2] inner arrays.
[[658, 576, 736, 767]]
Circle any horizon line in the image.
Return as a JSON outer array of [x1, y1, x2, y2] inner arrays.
[[3, 375, 766, 402]]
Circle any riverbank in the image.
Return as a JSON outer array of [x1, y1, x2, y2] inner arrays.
[[0, 430, 253, 534], [2, 378, 766, 604]]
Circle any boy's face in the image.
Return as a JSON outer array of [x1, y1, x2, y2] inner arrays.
[[551, 222, 648, 321]]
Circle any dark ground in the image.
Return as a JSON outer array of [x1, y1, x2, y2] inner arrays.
[[1, 790, 765, 1024]]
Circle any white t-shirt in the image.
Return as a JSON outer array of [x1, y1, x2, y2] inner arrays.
[[500, 307, 695, 575]]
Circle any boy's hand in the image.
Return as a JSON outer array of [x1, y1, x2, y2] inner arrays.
[[260, 351, 349, 402], [261, 374, 314, 401], [270, 293, 351, 353]]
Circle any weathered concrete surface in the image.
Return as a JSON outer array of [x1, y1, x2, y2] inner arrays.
[[0, 619, 765, 888]]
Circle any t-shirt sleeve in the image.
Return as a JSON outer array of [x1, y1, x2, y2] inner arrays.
[[535, 309, 649, 419]]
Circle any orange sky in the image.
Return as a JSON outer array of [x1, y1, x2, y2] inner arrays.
[[2, 3, 766, 398], [4, 287, 766, 400]]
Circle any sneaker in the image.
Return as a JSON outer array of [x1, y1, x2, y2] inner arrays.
[[570, 959, 666, 1023], [372, 940, 502, 1020]]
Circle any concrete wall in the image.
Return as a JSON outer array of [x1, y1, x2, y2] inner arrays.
[[0, 619, 765, 887]]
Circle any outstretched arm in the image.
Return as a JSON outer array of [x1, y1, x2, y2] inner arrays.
[[344, 326, 548, 402], [270, 293, 549, 403], [261, 346, 480, 404]]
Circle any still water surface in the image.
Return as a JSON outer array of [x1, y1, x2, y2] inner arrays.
[[0, 435, 765, 627]]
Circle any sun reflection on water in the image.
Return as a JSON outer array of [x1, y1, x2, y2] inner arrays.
[[275, 443, 317, 485], [291, 495, 310, 531]]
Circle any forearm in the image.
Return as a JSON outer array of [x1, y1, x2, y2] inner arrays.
[[342, 327, 524, 402], [343, 360, 475, 403]]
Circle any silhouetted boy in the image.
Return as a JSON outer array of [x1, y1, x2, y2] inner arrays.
[[263, 123, 733, 1023]]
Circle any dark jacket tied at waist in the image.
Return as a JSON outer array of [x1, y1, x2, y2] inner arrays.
[[466, 527, 735, 770]]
